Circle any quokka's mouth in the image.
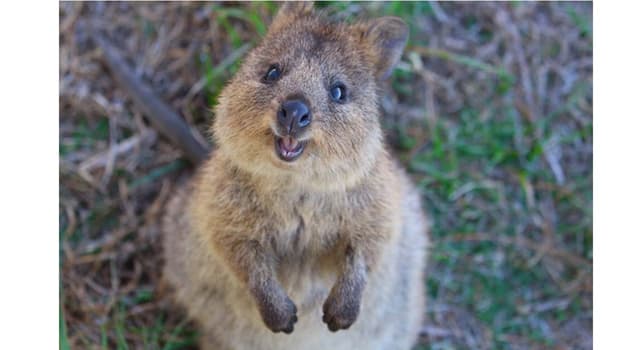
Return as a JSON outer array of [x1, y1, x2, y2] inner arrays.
[[275, 135, 306, 162]]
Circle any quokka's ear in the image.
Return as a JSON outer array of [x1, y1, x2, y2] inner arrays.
[[269, 2, 315, 33], [363, 17, 409, 80]]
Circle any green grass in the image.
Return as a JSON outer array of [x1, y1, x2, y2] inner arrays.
[[566, 5, 592, 39], [385, 5, 591, 345], [60, 118, 110, 156], [90, 301, 197, 349], [201, 3, 274, 106], [60, 303, 71, 350], [398, 93, 591, 349], [381, 1, 434, 46]]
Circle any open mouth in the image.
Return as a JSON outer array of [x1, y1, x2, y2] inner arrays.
[[275, 135, 306, 162]]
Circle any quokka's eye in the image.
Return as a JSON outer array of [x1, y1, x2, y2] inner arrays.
[[263, 65, 281, 83], [329, 83, 347, 103]]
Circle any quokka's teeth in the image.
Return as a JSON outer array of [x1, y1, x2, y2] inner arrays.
[[282, 136, 298, 151]]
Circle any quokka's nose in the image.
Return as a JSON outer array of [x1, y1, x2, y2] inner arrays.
[[277, 100, 311, 135]]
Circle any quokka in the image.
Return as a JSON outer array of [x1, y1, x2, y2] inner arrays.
[[162, 3, 429, 349]]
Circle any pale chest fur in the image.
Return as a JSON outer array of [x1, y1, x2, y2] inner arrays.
[[191, 153, 403, 316], [244, 191, 351, 316], [266, 191, 346, 259]]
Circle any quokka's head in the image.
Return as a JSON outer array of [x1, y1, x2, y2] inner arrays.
[[213, 2, 408, 190]]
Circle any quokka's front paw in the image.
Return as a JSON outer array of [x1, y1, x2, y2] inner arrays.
[[258, 292, 298, 334], [322, 282, 362, 332]]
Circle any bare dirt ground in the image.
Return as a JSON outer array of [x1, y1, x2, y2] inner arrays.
[[60, 2, 592, 349]]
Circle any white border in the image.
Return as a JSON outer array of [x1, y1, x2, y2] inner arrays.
[[593, 1, 640, 349], [0, 1, 59, 348]]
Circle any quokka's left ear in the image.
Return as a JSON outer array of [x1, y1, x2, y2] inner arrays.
[[362, 17, 409, 80], [269, 2, 315, 34]]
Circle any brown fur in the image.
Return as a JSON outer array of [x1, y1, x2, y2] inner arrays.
[[162, 3, 429, 349]]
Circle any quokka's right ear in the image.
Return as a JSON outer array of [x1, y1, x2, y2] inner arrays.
[[362, 17, 409, 80], [269, 2, 315, 33]]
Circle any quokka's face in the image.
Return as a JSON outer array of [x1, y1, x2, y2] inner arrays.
[[213, 3, 408, 183]]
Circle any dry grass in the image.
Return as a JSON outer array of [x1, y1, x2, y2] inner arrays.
[[60, 2, 592, 349]]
